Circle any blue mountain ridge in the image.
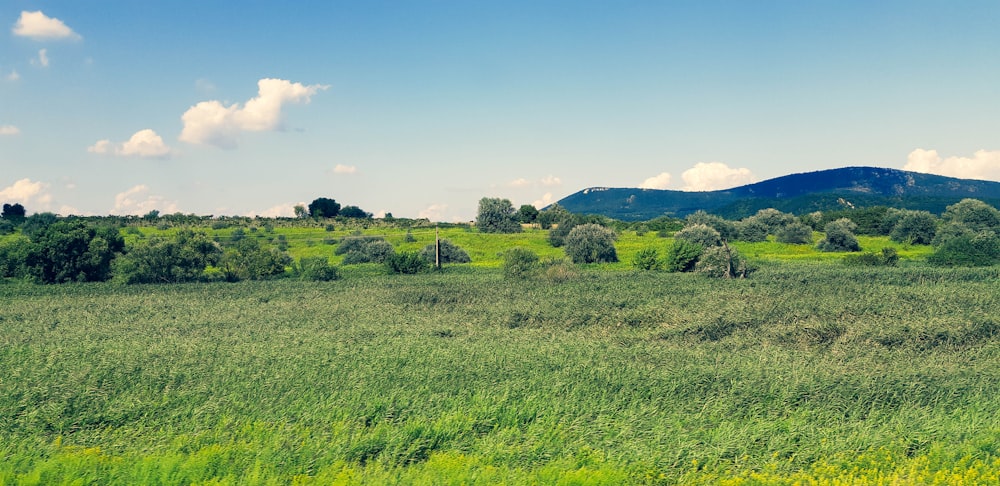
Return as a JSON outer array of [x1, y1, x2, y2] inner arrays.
[[555, 167, 1000, 221]]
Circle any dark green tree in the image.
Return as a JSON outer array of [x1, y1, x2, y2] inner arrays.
[[516, 204, 539, 224], [536, 204, 570, 229], [2, 203, 26, 221], [475, 197, 521, 233], [776, 222, 814, 244], [219, 238, 292, 281], [664, 239, 703, 272], [419, 239, 471, 264], [308, 197, 341, 218], [339, 205, 371, 218], [817, 218, 861, 252], [112, 231, 221, 284], [25, 221, 125, 283], [942, 199, 1000, 232], [674, 224, 722, 248], [889, 211, 937, 245]]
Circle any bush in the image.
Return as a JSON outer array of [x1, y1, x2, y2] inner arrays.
[[665, 239, 703, 272], [674, 224, 722, 248], [749, 208, 796, 232], [296, 257, 340, 281], [843, 248, 899, 267], [0, 235, 29, 278], [536, 204, 569, 230], [736, 218, 769, 242], [932, 222, 975, 247], [889, 210, 937, 245], [776, 222, 814, 244], [928, 231, 1000, 267], [694, 244, 752, 278], [817, 218, 860, 252], [336, 236, 395, 264], [541, 257, 578, 283], [632, 247, 660, 270], [685, 211, 738, 241], [113, 231, 222, 284], [419, 239, 471, 264], [564, 224, 618, 264], [219, 239, 292, 281], [547, 214, 579, 247], [385, 251, 428, 274], [25, 221, 125, 283], [942, 198, 1000, 231], [503, 247, 538, 279]]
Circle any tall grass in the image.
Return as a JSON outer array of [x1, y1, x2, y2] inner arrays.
[[2, 264, 999, 483]]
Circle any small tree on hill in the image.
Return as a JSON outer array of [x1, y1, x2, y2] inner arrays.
[[308, 198, 341, 218], [564, 224, 618, 264], [516, 204, 539, 224], [2, 203, 26, 221], [339, 205, 372, 218], [476, 197, 521, 233]]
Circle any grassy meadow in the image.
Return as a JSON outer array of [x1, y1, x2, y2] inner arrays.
[[2, 228, 999, 485]]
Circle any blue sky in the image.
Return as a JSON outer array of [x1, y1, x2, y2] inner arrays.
[[2, 1, 999, 220]]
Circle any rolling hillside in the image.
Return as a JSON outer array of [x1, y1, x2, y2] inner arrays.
[[556, 167, 1000, 220]]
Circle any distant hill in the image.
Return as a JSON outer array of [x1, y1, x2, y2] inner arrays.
[[555, 167, 1000, 221]]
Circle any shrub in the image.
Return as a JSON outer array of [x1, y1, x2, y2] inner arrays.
[[932, 222, 975, 247], [541, 257, 578, 283], [536, 204, 569, 230], [674, 224, 722, 248], [889, 211, 937, 245], [296, 257, 340, 281], [336, 236, 395, 264], [0, 219, 14, 235], [564, 224, 618, 264], [502, 247, 538, 279], [665, 239, 703, 272], [776, 222, 814, 244], [419, 239, 471, 264], [749, 208, 796, 232], [817, 218, 860, 252], [843, 248, 899, 267], [942, 198, 1000, 231], [694, 244, 752, 278], [928, 231, 1000, 267], [113, 231, 222, 284], [25, 221, 125, 283], [385, 251, 428, 274], [632, 247, 660, 270], [736, 218, 769, 242], [219, 239, 292, 281], [547, 214, 579, 247], [685, 211, 738, 240], [0, 235, 29, 278]]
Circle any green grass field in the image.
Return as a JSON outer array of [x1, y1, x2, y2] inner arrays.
[[2, 259, 999, 484]]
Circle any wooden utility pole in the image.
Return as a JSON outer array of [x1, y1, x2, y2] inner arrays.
[[435, 226, 441, 269]]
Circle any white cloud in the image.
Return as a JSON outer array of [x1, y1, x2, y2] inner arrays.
[[0, 178, 51, 206], [509, 178, 531, 188], [246, 202, 306, 218], [0, 125, 20, 136], [418, 203, 448, 221], [903, 148, 1000, 182], [681, 162, 756, 191], [332, 164, 358, 174], [111, 185, 179, 215], [31, 49, 49, 67], [88, 129, 171, 159], [179, 78, 329, 149], [639, 172, 672, 189], [6, 69, 20, 81], [541, 175, 562, 187], [509, 175, 562, 188], [12, 11, 81, 41], [533, 192, 556, 209]]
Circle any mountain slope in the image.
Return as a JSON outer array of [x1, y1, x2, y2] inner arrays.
[[556, 167, 1000, 220]]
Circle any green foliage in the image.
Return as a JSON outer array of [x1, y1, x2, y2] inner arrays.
[[0, 235, 29, 278], [536, 203, 569, 230], [339, 205, 372, 218], [889, 210, 937, 245], [502, 247, 538, 278], [817, 218, 861, 252], [24, 221, 125, 283], [928, 231, 1000, 267], [20, 212, 58, 239], [685, 210, 738, 240], [843, 248, 899, 267], [694, 244, 752, 278], [308, 197, 341, 218], [336, 236, 395, 264], [942, 198, 1000, 231], [735, 218, 769, 242], [0, 219, 14, 235], [385, 251, 429, 274], [113, 231, 222, 284], [775, 222, 814, 244], [475, 197, 521, 233], [674, 223, 722, 248], [516, 204, 539, 224], [819, 206, 892, 235], [664, 239, 703, 272], [748, 208, 796, 232], [563, 223, 618, 264], [931, 221, 975, 247], [295, 256, 340, 281], [1, 202, 26, 221], [219, 239, 292, 281], [632, 247, 660, 270], [419, 239, 471, 264], [547, 214, 579, 247]]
